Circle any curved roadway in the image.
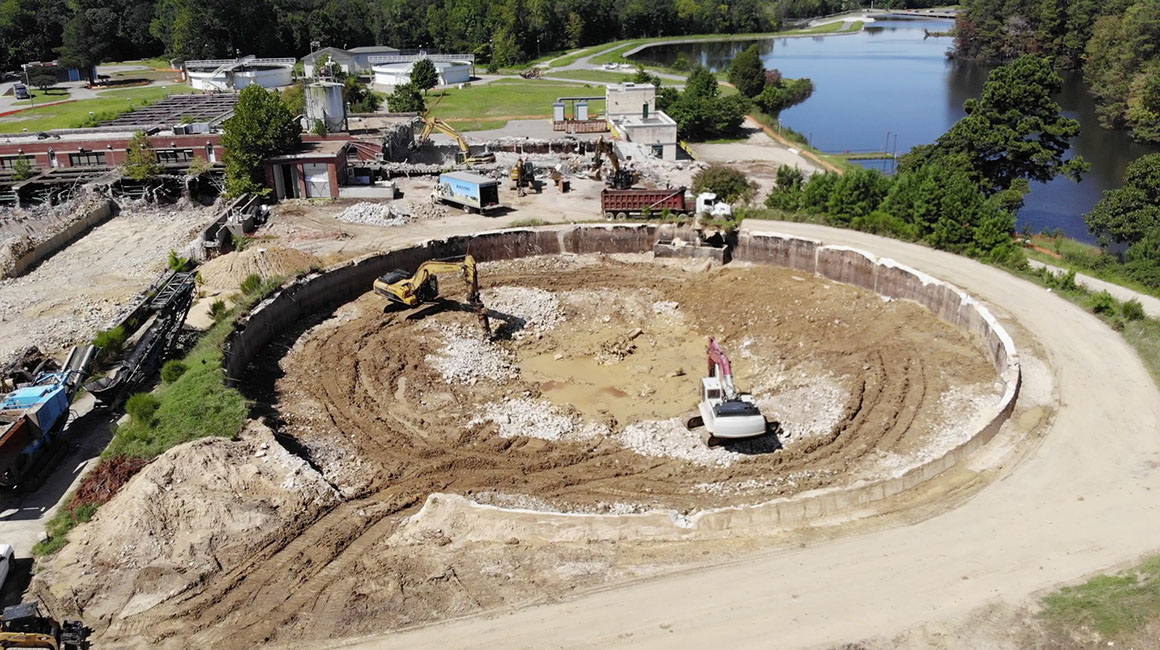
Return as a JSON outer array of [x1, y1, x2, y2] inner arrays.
[[344, 221, 1160, 647]]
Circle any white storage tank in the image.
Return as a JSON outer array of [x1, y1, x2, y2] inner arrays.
[[306, 82, 346, 133]]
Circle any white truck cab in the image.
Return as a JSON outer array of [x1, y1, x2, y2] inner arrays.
[[695, 192, 733, 219]]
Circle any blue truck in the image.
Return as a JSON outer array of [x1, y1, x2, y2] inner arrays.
[[432, 172, 501, 214], [0, 345, 94, 488]]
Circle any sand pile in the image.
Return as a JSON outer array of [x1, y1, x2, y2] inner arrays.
[[198, 246, 321, 290], [31, 422, 339, 635]]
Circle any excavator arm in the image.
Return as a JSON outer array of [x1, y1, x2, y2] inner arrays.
[[707, 337, 738, 400], [413, 117, 495, 164]]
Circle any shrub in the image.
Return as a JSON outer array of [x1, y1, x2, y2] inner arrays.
[[670, 53, 691, 72], [1122, 298, 1146, 321], [126, 393, 161, 425], [160, 360, 188, 384], [509, 218, 549, 227], [167, 249, 193, 272], [1089, 291, 1119, 315], [209, 300, 228, 321], [1059, 269, 1079, 292], [93, 325, 128, 356], [240, 273, 264, 295], [691, 164, 757, 204]]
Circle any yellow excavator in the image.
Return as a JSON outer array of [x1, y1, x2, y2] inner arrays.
[[0, 602, 88, 649], [414, 116, 496, 166], [372, 255, 491, 338], [591, 137, 636, 190]]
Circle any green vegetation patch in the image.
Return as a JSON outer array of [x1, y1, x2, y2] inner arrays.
[[429, 80, 604, 121], [1041, 556, 1160, 640]]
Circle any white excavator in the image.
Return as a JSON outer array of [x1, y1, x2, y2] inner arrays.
[[684, 337, 768, 446]]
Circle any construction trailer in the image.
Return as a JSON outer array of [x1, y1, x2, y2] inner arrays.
[[433, 172, 501, 213]]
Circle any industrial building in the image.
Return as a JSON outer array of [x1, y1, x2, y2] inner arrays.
[[183, 56, 295, 91], [371, 54, 473, 87], [301, 46, 401, 77], [264, 139, 351, 200], [605, 83, 678, 161]]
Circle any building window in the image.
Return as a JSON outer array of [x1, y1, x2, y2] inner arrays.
[[0, 155, 32, 169], [156, 148, 195, 164], [68, 152, 106, 166]]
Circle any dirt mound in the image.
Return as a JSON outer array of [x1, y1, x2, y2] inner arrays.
[[197, 246, 321, 290], [31, 422, 339, 639]]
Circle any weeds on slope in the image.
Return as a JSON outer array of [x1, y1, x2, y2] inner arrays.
[[1040, 555, 1160, 644], [33, 275, 284, 556]]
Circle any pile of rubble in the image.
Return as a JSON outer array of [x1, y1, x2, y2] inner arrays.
[[479, 286, 562, 338], [335, 202, 409, 227], [425, 324, 517, 384], [616, 419, 748, 468], [471, 397, 606, 441]]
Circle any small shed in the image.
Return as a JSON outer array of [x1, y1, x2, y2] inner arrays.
[[264, 140, 351, 200]]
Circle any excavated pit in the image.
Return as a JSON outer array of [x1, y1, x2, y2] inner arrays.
[[268, 253, 1001, 511]]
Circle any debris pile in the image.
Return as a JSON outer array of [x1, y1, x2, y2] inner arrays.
[[31, 422, 340, 634], [617, 419, 745, 468], [335, 202, 409, 227], [197, 246, 322, 290], [479, 286, 562, 337], [471, 397, 605, 441], [425, 324, 517, 384]]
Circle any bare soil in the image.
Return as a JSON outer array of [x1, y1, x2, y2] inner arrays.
[[273, 254, 998, 511], [32, 252, 1001, 648]]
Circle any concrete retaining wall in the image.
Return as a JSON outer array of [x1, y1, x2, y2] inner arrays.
[[223, 224, 1021, 540], [3, 199, 115, 278]]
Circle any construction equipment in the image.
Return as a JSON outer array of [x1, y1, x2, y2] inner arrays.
[[0, 345, 95, 488], [0, 602, 88, 649], [413, 116, 496, 166], [695, 192, 733, 219], [591, 137, 636, 190], [509, 158, 539, 196], [519, 67, 543, 79], [85, 271, 196, 410], [684, 337, 768, 446], [601, 187, 688, 220], [373, 255, 491, 338]]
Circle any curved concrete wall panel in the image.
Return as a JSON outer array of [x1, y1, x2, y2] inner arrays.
[[223, 224, 1020, 541]]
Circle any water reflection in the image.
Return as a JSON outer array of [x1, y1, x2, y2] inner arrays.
[[632, 20, 1160, 241]]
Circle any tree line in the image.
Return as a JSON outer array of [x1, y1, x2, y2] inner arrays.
[[953, 0, 1160, 144], [3, 0, 950, 74]]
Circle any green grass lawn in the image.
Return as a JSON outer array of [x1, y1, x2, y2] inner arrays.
[[5, 88, 72, 106], [545, 70, 633, 84], [1040, 556, 1160, 644], [102, 57, 175, 70], [0, 84, 193, 133], [429, 80, 605, 122]]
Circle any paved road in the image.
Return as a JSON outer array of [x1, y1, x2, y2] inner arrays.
[[1029, 258, 1160, 319], [0, 393, 114, 607], [337, 221, 1160, 648]]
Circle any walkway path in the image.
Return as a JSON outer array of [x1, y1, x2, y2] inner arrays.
[[332, 220, 1160, 649], [1030, 258, 1160, 319]]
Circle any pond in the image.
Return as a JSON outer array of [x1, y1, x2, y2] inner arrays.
[[631, 20, 1160, 242]]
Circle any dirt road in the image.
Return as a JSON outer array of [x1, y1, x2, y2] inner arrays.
[[330, 221, 1160, 648]]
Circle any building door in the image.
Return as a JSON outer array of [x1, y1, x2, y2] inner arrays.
[[303, 163, 331, 198]]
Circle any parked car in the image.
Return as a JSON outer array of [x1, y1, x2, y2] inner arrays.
[[13, 84, 29, 100]]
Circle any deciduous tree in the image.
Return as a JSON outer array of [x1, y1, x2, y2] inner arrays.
[[221, 85, 301, 197], [410, 58, 438, 93]]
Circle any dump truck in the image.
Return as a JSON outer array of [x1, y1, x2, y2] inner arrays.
[[432, 172, 501, 214], [600, 187, 688, 220]]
